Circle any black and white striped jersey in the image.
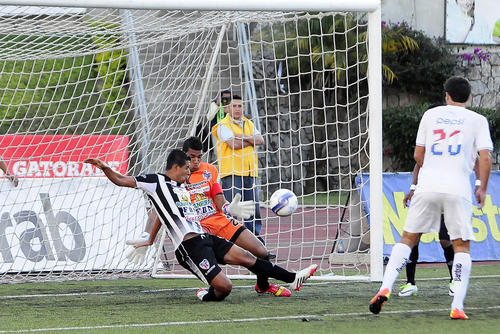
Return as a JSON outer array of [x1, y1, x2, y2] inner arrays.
[[135, 173, 205, 249]]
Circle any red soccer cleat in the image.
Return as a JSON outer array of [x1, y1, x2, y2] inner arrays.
[[255, 283, 291, 297]]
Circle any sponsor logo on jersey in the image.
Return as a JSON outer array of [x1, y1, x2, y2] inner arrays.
[[199, 259, 210, 270], [203, 170, 212, 181], [436, 117, 464, 125]]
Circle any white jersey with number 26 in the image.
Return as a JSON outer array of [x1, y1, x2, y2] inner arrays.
[[415, 105, 493, 201]]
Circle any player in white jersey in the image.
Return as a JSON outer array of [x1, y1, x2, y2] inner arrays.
[[85, 150, 317, 302], [369, 76, 493, 319]]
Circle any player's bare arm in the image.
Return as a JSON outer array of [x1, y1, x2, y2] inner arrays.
[[133, 217, 162, 249], [413, 145, 425, 167], [475, 149, 492, 208], [84, 158, 137, 188], [403, 163, 420, 208]]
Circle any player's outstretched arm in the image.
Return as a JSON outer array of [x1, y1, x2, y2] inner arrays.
[[84, 158, 136, 188]]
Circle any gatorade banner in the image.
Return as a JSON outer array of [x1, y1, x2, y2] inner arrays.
[[356, 171, 500, 262], [0, 135, 129, 177]]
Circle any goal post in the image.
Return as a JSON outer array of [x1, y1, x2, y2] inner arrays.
[[0, 1, 383, 282]]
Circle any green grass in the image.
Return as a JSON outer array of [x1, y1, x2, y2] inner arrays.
[[300, 192, 350, 206], [0, 264, 498, 333]]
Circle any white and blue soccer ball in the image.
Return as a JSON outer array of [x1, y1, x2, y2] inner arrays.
[[269, 189, 298, 216]]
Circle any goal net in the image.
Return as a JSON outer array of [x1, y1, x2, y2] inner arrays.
[[0, 1, 382, 283]]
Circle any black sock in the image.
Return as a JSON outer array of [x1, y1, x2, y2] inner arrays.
[[443, 245, 454, 282], [256, 275, 270, 291], [202, 286, 226, 302], [406, 245, 418, 285], [249, 258, 295, 283]]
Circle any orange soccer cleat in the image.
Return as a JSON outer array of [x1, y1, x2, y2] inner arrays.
[[450, 308, 469, 320], [369, 288, 391, 314]]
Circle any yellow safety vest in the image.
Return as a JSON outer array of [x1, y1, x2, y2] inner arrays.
[[212, 115, 258, 178]]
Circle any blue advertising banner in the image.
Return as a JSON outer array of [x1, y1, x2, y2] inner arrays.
[[355, 171, 500, 262]]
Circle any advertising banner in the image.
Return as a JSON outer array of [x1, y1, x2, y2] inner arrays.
[[356, 171, 500, 262], [0, 135, 148, 272], [0, 178, 147, 272]]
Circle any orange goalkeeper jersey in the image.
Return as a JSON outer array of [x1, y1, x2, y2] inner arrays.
[[185, 162, 225, 223]]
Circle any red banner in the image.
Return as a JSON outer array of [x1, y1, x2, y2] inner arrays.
[[0, 135, 129, 177]]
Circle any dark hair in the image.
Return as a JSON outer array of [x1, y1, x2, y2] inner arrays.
[[166, 149, 189, 170], [444, 76, 471, 103], [427, 103, 442, 110], [231, 94, 242, 100], [182, 136, 203, 152], [220, 90, 231, 97]]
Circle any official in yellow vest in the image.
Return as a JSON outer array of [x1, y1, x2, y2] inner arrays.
[[211, 95, 266, 244]]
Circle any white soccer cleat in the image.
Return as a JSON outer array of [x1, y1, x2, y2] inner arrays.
[[197, 288, 208, 301], [398, 283, 418, 297], [290, 264, 318, 291], [449, 282, 455, 296]]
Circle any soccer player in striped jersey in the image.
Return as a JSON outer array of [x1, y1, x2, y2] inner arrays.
[[85, 150, 317, 302], [181, 136, 291, 297]]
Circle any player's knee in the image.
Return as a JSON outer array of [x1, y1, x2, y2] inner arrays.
[[217, 282, 232, 296]]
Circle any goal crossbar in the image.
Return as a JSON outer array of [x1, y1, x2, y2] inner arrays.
[[0, 0, 380, 12]]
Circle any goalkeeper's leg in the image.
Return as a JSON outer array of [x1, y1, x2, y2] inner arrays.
[[232, 228, 289, 295]]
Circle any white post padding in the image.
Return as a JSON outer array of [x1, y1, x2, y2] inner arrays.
[[0, 0, 380, 11]]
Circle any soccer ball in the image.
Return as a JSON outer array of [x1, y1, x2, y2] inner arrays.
[[269, 189, 298, 216]]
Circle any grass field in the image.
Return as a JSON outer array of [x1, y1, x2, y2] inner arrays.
[[0, 264, 498, 333]]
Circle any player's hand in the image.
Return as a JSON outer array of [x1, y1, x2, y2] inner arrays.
[[83, 158, 108, 170], [403, 190, 414, 208], [125, 245, 148, 265], [475, 188, 486, 208], [6, 172, 18, 187], [223, 193, 254, 220], [125, 232, 153, 265]]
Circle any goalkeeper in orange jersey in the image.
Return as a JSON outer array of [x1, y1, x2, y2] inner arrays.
[[129, 136, 292, 297]]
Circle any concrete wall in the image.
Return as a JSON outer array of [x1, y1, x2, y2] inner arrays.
[[382, 0, 445, 38]]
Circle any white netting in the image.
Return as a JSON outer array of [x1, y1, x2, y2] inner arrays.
[[0, 6, 374, 282]]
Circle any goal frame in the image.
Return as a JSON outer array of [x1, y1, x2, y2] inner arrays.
[[0, 0, 383, 282]]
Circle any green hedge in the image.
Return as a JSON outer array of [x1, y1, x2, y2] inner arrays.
[[383, 103, 499, 171]]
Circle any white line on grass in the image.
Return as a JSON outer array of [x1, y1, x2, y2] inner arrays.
[[1, 275, 499, 300], [0, 305, 499, 333]]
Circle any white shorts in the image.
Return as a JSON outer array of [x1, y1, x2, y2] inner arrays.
[[404, 192, 475, 241]]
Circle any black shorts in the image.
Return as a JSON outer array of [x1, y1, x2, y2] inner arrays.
[[175, 233, 234, 284], [438, 214, 450, 241]]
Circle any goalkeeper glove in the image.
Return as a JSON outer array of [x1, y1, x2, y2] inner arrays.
[[125, 232, 150, 265], [125, 245, 147, 265], [222, 193, 255, 220]]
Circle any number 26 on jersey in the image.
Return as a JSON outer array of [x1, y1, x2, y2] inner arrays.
[[431, 129, 462, 156]]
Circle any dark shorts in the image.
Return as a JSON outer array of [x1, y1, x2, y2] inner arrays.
[[175, 233, 234, 284], [438, 214, 450, 241]]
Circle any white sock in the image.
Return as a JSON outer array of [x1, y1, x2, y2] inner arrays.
[[451, 252, 471, 311], [380, 243, 412, 293]]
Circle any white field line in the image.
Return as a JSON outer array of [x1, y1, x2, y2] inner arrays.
[[1, 275, 499, 300], [0, 306, 499, 333]]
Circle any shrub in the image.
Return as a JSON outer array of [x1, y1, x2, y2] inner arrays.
[[382, 23, 457, 102], [383, 103, 498, 171]]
